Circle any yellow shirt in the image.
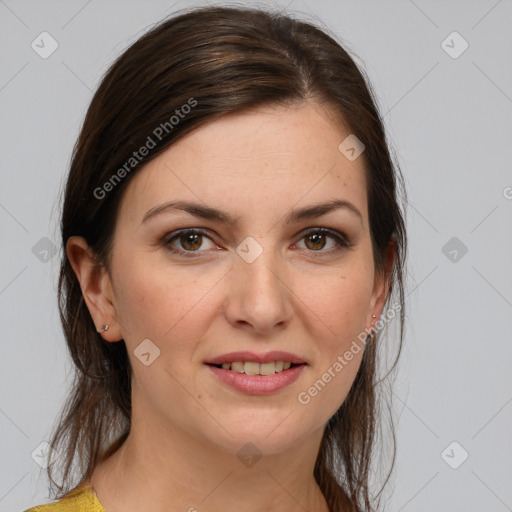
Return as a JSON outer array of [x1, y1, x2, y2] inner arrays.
[[23, 482, 105, 512]]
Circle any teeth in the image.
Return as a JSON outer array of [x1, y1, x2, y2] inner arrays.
[[260, 362, 275, 375], [216, 360, 297, 375], [244, 361, 260, 375], [231, 361, 245, 373]]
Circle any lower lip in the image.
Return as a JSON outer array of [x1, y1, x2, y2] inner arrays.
[[206, 364, 306, 394]]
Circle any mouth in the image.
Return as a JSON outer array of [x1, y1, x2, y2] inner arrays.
[[205, 361, 305, 375], [204, 351, 308, 394], [204, 351, 307, 375]]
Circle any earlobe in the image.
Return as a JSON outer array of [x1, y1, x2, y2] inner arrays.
[[65, 236, 123, 342]]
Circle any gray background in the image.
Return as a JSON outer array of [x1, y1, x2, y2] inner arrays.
[[1, 0, 511, 511]]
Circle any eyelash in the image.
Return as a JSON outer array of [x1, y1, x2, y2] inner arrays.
[[163, 227, 352, 258]]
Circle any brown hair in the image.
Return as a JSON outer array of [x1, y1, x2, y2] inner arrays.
[[48, 5, 407, 512]]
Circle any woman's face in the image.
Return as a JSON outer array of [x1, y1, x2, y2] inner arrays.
[[94, 101, 390, 455]]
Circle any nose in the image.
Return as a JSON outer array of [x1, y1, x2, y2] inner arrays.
[[223, 242, 293, 335]]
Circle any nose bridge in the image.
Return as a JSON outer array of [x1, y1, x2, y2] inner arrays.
[[236, 235, 283, 293], [226, 235, 293, 331]]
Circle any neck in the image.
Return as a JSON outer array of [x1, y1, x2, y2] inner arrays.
[[90, 403, 329, 512]]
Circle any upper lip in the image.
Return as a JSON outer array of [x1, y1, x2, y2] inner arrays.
[[204, 351, 306, 365]]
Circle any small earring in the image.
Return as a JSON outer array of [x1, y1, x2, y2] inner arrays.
[[99, 324, 109, 333], [369, 315, 377, 337]]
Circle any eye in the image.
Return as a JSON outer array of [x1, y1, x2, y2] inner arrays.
[[163, 227, 352, 259], [164, 229, 217, 256], [294, 228, 351, 255]]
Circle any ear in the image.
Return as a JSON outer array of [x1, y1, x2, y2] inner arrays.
[[366, 239, 396, 329], [66, 236, 123, 342]]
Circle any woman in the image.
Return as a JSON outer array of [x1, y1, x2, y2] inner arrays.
[[24, 5, 407, 512]]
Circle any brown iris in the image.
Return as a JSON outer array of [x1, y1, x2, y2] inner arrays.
[[304, 232, 327, 251], [180, 233, 203, 251]]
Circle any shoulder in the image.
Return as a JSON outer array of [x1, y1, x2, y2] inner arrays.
[[23, 482, 105, 512]]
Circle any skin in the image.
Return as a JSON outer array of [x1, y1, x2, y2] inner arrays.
[[67, 100, 394, 512]]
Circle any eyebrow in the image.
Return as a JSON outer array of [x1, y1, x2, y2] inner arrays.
[[141, 198, 363, 226]]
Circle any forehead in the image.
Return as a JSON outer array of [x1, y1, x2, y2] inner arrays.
[[118, 101, 368, 227]]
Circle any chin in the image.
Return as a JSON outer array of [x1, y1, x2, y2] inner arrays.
[[199, 412, 318, 458]]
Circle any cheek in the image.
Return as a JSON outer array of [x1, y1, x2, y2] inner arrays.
[[295, 264, 374, 343], [111, 259, 213, 400], [292, 266, 373, 413], [112, 254, 223, 350]]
